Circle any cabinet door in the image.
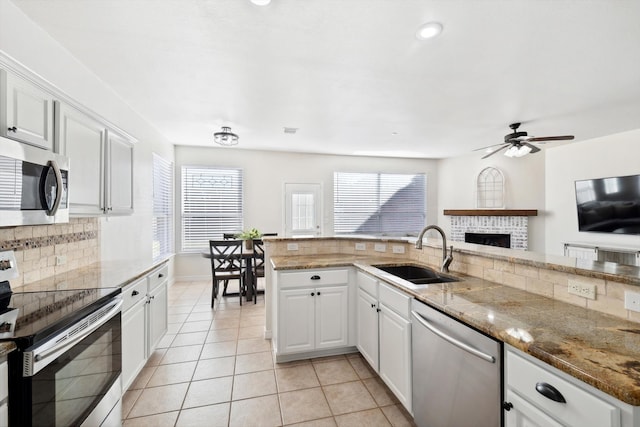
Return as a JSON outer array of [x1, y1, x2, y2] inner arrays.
[[148, 281, 168, 354], [106, 130, 134, 215], [379, 303, 412, 413], [1, 71, 54, 150], [279, 288, 315, 353], [504, 390, 563, 427], [56, 102, 106, 215], [121, 298, 147, 391], [356, 288, 379, 371], [315, 285, 348, 349]]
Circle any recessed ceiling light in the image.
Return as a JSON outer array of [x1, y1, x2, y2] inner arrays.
[[250, 0, 271, 5], [416, 22, 443, 40]]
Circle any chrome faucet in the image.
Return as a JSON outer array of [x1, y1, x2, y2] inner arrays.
[[416, 225, 453, 273]]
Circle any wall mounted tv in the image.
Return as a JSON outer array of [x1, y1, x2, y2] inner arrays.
[[575, 173, 640, 235]]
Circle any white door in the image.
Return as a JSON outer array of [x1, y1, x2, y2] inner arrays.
[[56, 102, 106, 215], [279, 288, 315, 353], [379, 304, 412, 413], [121, 298, 147, 391], [356, 288, 379, 371], [315, 285, 349, 349], [504, 390, 563, 427], [148, 282, 168, 353], [284, 183, 322, 236], [106, 130, 134, 215]]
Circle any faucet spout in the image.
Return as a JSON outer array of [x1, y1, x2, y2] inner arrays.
[[415, 225, 453, 273]]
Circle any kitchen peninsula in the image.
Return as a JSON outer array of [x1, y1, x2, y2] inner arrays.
[[265, 236, 640, 424]]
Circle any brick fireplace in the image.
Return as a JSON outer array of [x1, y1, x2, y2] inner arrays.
[[444, 210, 538, 251]]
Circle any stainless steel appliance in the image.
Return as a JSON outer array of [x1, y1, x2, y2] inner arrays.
[[0, 283, 122, 426], [411, 299, 502, 427], [0, 136, 69, 227]]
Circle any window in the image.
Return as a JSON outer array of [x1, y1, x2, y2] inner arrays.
[[476, 167, 504, 208], [181, 166, 243, 252], [334, 172, 426, 235], [152, 154, 173, 261]]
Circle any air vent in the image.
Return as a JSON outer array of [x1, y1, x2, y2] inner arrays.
[[283, 127, 298, 134]]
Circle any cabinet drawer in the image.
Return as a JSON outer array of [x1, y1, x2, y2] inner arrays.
[[122, 277, 147, 312], [357, 271, 378, 297], [279, 269, 348, 288], [147, 264, 169, 291], [379, 282, 410, 319], [506, 350, 619, 427]]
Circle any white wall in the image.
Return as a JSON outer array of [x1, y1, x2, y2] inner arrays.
[[437, 151, 547, 252], [0, 0, 175, 266], [545, 129, 640, 255], [174, 146, 439, 279]]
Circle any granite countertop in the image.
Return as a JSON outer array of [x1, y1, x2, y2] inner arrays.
[[271, 254, 640, 406], [15, 257, 171, 293]]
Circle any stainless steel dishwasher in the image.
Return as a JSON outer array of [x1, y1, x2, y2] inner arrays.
[[411, 299, 502, 427]]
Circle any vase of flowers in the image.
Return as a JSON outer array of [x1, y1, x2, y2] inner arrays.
[[237, 228, 262, 250]]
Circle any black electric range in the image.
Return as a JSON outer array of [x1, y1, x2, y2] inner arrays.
[[0, 281, 122, 348]]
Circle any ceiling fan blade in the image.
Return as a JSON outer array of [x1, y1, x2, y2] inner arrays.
[[523, 142, 541, 154], [481, 144, 509, 159], [528, 135, 575, 142], [473, 142, 510, 152]]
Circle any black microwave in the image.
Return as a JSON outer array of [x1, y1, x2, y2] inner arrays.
[[0, 136, 69, 227]]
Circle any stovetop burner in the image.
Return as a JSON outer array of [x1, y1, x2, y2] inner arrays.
[[0, 281, 121, 346]]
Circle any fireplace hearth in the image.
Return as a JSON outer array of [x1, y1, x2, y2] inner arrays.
[[465, 232, 511, 248]]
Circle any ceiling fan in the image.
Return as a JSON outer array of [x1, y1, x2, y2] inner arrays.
[[477, 123, 575, 159]]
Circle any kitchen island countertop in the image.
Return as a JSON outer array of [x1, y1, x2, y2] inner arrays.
[[271, 254, 640, 406]]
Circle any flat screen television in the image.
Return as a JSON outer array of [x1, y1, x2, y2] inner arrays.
[[575, 173, 640, 235]]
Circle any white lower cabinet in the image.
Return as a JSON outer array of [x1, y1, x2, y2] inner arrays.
[[504, 345, 638, 427], [356, 271, 412, 413], [275, 268, 350, 358], [121, 264, 169, 391]]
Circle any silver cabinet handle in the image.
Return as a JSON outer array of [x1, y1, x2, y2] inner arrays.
[[411, 310, 495, 364]]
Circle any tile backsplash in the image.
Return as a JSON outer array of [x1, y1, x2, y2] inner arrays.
[[0, 218, 99, 289]]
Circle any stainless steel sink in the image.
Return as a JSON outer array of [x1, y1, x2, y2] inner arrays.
[[373, 264, 460, 285]]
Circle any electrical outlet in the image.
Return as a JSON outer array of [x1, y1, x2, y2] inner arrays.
[[625, 291, 640, 312], [392, 245, 405, 254], [287, 243, 299, 251], [355, 243, 366, 251], [374, 243, 386, 252], [567, 281, 596, 300], [56, 255, 67, 266]]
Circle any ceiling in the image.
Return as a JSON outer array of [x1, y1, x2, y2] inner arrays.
[[12, 0, 640, 159]]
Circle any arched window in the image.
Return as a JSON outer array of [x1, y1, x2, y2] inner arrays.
[[476, 167, 504, 208]]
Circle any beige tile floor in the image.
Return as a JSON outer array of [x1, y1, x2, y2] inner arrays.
[[122, 280, 417, 427]]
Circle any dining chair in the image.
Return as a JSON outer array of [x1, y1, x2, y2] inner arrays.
[[209, 239, 245, 307], [222, 233, 237, 240], [250, 237, 272, 303]]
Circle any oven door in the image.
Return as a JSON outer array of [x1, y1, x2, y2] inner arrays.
[[9, 297, 122, 427]]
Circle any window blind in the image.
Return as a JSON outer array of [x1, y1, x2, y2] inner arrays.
[[181, 166, 243, 251], [152, 154, 173, 261], [334, 172, 426, 236]]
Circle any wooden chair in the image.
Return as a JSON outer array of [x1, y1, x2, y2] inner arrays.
[[249, 237, 274, 302], [209, 240, 245, 307], [222, 233, 237, 240]]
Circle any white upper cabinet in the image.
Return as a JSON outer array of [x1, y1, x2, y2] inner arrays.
[[56, 102, 106, 215], [56, 101, 134, 216], [106, 130, 134, 215], [0, 70, 55, 150]]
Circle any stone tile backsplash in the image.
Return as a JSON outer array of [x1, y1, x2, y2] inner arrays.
[[0, 218, 99, 289]]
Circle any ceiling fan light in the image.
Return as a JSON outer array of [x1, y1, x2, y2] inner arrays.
[[504, 145, 531, 158], [504, 146, 518, 158], [250, 0, 271, 5], [416, 22, 443, 40]]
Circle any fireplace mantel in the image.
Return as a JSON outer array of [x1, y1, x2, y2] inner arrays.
[[443, 209, 538, 217]]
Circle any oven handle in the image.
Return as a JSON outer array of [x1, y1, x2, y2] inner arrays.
[[411, 310, 495, 364], [25, 298, 122, 376]]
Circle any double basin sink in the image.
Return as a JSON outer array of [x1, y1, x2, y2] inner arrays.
[[373, 264, 460, 287]]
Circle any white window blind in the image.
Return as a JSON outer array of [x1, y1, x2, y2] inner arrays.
[[152, 154, 173, 261], [334, 172, 426, 235], [181, 166, 243, 251]]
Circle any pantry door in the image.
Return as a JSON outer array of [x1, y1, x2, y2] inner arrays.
[[284, 183, 322, 237]]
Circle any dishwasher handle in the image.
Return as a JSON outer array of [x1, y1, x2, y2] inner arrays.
[[411, 310, 496, 364]]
